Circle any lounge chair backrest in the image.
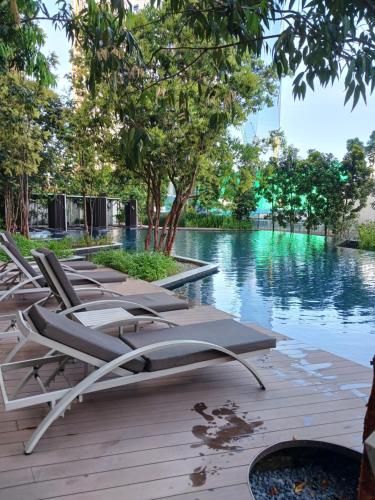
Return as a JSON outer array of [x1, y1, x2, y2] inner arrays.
[[32, 248, 82, 308], [28, 305, 145, 373], [1, 231, 16, 245], [0, 240, 42, 282]]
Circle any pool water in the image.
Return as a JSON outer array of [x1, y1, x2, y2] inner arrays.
[[116, 228, 375, 367]]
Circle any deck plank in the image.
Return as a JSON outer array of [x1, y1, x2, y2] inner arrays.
[[0, 275, 371, 499]]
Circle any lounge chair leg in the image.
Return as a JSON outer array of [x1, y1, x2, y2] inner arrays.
[[4, 333, 28, 364]]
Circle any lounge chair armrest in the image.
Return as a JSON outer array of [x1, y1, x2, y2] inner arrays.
[[60, 299, 161, 317], [0, 275, 45, 302], [74, 287, 123, 296]]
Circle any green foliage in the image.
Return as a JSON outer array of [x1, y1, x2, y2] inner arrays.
[[91, 250, 181, 281], [269, 145, 304, 231], [257, 133, 375, 236], [358, 222, 375, 251], [0, 0, 56, 85], [299, 151, 341, 234], [0, 73, 67, 235], [68, 234, 113, 248], [72, 0, 375, 109], [3, 0, 375, 109], [185, 213, 252, 230], [0, 233, 113, 263], [0, 234, 73, 262], [194, 137, 263, 216]]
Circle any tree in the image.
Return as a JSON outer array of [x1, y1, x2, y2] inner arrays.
[[299, 151, 342, 235], [0, 0, 56, 85], [257, 162, 279, 231], [105, 7, 275, 254], [64, 94, 115, 235], [229, 141, 261, 220], [193, 138, 262, 217], [366, 130, 375, 169], [0, 73, 60, 236], [334, 142, 374, 236], [271, 146, 304, 232], [192, 136, 234, 213]]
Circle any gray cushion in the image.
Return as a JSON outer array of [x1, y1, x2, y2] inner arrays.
[[28, 305, 145, 373], [118, 292, 189, 314], [78, 269, 127, 284], [121, 319, 275, 371], [63, 261, 97, 271]]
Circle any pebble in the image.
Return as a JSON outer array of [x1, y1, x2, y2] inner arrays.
[[249, 461, 358, 499]]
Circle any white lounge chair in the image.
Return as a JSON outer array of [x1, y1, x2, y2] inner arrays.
[[0, 239, 127, 303], [0, 305, 275, 454]]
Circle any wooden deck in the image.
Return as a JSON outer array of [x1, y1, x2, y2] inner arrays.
[[0, 275, 372, 499]]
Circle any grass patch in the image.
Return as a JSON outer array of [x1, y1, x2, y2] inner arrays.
[[91, 250, 181, 281], [358, 222, 375, 250], [185, 213, 253, 230], [0, 233, 113, 262]]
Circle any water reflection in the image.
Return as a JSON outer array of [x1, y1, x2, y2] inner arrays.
[[117, 229, 375, 366]]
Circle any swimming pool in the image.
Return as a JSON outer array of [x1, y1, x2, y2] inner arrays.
[[116, 228, 375, 367]]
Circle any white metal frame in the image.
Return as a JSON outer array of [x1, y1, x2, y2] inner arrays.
[[0, 311, 268, 454], [32, 249, 180, 327]]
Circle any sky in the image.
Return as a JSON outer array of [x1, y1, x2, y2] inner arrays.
[[281, 77, 375, 159], [41, 2, 375, 160]]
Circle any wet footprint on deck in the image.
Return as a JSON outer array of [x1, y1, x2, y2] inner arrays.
[[191, 401, 263, 451]]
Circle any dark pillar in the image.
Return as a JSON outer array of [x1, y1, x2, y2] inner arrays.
[[125, 199, 138, 228], [86, 197, 108, 229], [48, 195, 67, 231]]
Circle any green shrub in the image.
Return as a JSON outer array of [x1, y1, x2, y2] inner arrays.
[[358, 222, 375, 250], [185, 213, 253, 230], [91, 250, 181, 281], [142, 212, 252, 230], [0, 233, 113, 263], [142, 213, 187, 227], [0, 234, 74, 262], [68, 234, 113, 248]]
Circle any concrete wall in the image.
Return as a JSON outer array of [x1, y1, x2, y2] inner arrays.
[[359, 196, 375, 222]]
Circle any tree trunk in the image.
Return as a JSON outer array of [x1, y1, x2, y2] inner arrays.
[[358, 356, 375, 499], [153, 185, 161, 251], [19, 174, 29, 238], [89, 197, 94, 237], [145, 185, 153, 251], [4, 185, 16, 233], [83, 194, 89, 236], [164, 202, 185, 254]]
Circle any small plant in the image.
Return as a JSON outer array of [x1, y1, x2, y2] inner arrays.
[[91, 249, 181, 281], [358, 222, 375, 251]]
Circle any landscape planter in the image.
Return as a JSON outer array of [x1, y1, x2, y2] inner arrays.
[[248, 440, 361, 499]]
